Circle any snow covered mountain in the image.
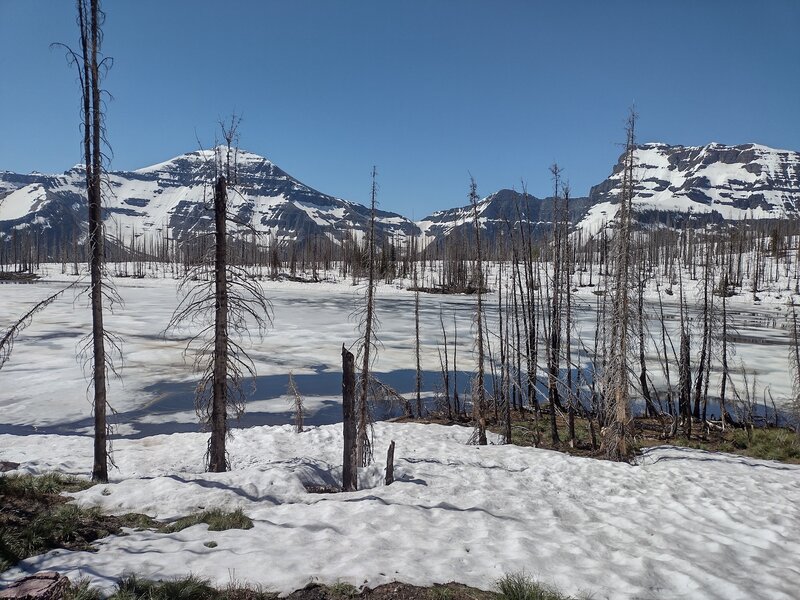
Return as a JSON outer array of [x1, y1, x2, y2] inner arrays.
[[0, 149, 419, 246], [2, 142, 799, 252], [417, 188, 592, 247], [581, 142, 800, 232]]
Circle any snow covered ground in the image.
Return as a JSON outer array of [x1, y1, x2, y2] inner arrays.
[[1, 265, 800, 598], [0, 262, 795, 438], [1, 422, 799, 599]]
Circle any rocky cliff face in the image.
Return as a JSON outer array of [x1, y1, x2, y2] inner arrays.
[[581, 142, 800, 231], [417, 188, 592, 247], [3, 142, 799, 252]]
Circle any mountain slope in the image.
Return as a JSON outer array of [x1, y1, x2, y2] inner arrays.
[[581, 142, 800, 232], [418, 188, 593, 247], [0, 148, 418, 245]]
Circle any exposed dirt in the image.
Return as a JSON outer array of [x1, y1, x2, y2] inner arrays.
[[285, 582, 496, 600]]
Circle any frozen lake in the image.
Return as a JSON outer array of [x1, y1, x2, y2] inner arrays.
[[0, 267, 794, 437]]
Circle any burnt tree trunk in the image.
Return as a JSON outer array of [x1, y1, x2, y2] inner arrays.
[[384, 439, 395, 485], [342, 344, 358, 491], [209, 176, 229, 472], [80, 0, 108, 483]]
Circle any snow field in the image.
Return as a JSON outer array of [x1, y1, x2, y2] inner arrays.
[[0, 258, 798, 437], [1, 422, 799, 599]]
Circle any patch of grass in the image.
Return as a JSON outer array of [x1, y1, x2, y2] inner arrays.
[[0, 472, 158, 572], [0, 472, 93, 496], [497, 573, 574, 600], [64, 578, 103, 600], [162, 508, 253, 533], [656, 426, 800, 464], [109, 574, 276, 599], [114, 573, 218, 599], [328, 581, 359, 598], [427, 585, 455, 600]]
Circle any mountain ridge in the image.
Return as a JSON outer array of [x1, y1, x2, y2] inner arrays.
[[1, 141, 799, 251]]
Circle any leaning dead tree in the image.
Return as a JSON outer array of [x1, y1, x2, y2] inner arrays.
[[602, 109, 637, 461], [168, 122, 271, 472], [0, 281, 81, 371]]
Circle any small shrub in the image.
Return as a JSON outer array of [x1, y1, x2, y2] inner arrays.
[[163, 508, 253, 533], [497, 572, 573, 600]]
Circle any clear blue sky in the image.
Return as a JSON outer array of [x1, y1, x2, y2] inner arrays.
[[1, 1, 798, 216]]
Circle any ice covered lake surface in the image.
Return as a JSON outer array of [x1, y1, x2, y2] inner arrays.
[[1, 270, 800, 599], [0, 269, 794, 437]]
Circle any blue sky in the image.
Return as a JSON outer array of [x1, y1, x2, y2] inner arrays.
[[1, 1, 798, 216]]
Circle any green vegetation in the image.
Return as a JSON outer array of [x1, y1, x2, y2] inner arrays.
[[162, 508, 254, 533], [328, 581, 359, 598], [64, 579, 103, 600], [668, 427, 800, 463], [496, 410, 800, 465], [496, 573, 575, 600], [0, 473, 155, 572], [0, 472, 93, 496]]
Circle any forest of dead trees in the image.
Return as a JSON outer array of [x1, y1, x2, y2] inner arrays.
[[4, 148, 800, 465], [1, 0, 799, 482]]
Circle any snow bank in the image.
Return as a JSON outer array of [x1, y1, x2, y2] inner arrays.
[[1, 422, 799, 599]]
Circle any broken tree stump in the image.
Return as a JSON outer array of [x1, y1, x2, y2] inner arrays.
[[341, 344, 358, 492], [385, 439, 395, 485]]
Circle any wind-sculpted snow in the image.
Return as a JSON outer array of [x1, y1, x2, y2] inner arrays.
[[1, 423, 799, 599]]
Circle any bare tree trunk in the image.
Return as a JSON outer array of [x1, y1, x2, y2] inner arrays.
[[342, 344, 358, 491], [720, 272, 729, 429], [384, 440, 395, 485], [603, 110, 636, 460], [438, 308, 451, 419], [414, 262, 422, 418], [77, 0, 109, 483], [693, 246, 710, 420], [470, 177, 487, 445], [547, 164, 563, 447], [209, 175, 229, 473], [357, 167, 378, 466]]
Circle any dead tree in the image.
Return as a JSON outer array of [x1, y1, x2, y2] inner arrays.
[[469, 177, 488, 445], [384, 440, 395, 485], [413, 257, 423, 417], [342, 345, 358, 491], [356, 167, 379, 467], [789, 303, 800, 436], [168, 124, 271, 472], [719, 271, 730, 429], [60, 0, 114, 483], [287, 371, 304, 433], [603, 109, 637, 461], [546, 165, 564, 447]]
